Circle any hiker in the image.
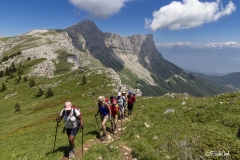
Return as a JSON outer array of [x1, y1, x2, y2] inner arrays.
[[122, 91, 127, 118], [127, 91, 136, 116], [95, 96, 112, 141], [110, 95, 117, 104], [110, 99, 120, 133], [56, 101, 84, 159], [117, 92, 124, 119]]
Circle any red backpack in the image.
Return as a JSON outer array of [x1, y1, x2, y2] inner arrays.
[[128, 95, 135, 104]]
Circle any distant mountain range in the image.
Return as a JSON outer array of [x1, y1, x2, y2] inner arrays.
[[157, 44, 240, 76], [190, 72, 240, 91]]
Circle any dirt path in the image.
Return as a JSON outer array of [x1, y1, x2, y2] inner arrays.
[[60, 118, 134, 160]]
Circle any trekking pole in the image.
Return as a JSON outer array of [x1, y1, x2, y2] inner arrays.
[[95, 114, 100, 131], [110, 117, 114, 138], [121, 116, 123, 133], [52, 121, 59, 158], [82, 127, 84, 157]]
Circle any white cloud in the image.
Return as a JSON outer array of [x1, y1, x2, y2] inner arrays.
[[69, 0, 130, 18], [156, 42, 200, 48], [206, 41, 240, 49], [145, 0, 236, 31], [156, 41, 240, 49]]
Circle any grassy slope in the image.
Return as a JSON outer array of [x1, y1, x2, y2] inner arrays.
[[1, 64, 240, 160], [0, 61, 117, 160], [121, 93, 240, 159], [79, 92, 240, 160]]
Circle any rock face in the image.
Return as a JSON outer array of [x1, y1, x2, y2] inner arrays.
[[65, 20, 183, 85], [0, 30, 75, 77]]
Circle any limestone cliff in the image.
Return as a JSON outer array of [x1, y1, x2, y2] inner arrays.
[[65, 20, 184, 85]]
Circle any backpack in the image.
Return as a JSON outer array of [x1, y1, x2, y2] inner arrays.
[[128, 95, 135, 105], [62, 106, 81, 133], [117, 96, 123, 106], [122, 96, 126, 106]]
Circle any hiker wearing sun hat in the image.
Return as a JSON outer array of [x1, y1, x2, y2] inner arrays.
[[95, 96, 111, 141], [56, 101, 84, 159]]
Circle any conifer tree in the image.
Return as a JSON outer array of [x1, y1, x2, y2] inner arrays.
[[29, 79, 35, 87], [15, 103, 21, 112], [23, 77, 28, 82], [81, 75, 87, 85], [1, 83, 7, 92], [46, 88, 54, 98], [35, 88, 44, 97]]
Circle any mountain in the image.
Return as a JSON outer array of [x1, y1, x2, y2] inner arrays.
[[64, 20, 232, 96], [191, 72, 240, 91], [0, 20, 233, 97]]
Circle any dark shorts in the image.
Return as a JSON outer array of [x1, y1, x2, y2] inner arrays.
[[66, 127, 79, 136], [100, 114, 109, 121], [128, 104, 134, 110]]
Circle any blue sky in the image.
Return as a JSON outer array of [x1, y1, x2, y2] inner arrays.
[[0, 0, 239, 48]]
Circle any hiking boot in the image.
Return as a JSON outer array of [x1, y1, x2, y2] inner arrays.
[[100, 135, 106, 141], [111, 128, 115, 134], [68, 150, 75, 159]]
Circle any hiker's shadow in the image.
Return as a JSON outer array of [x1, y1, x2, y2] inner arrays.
[[86, 127, 112, 139], [46, 146, 69, 157], [86, 130, 101, 138], [106, 127, 111, 133]]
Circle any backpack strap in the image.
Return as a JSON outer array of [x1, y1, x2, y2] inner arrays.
[[61, 108, 77, 117], [73, 108, 77, 117], [61, 110, 65, 117]]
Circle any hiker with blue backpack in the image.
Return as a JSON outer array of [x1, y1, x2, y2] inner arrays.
[[95, 96, 112, 141], [56, 101, 84, 159]]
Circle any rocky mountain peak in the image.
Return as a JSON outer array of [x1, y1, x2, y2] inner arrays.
[[65, 20, 104, 50]]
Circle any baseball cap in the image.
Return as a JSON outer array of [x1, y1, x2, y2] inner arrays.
[[64, 101, 72, 111]]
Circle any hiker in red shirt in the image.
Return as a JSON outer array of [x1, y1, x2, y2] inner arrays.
[[127, 91, 136, 116], [110, 99, 119, 133]]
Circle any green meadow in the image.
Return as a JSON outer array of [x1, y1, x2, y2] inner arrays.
[[0, 59, 240, 159]]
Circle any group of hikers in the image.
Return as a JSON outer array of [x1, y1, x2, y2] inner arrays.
[[56, 91, 137, 159]]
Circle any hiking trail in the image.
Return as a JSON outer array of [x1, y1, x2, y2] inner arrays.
[[60, 117, 135, 160]]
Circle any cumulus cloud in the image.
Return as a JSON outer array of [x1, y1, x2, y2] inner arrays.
[[69, 0, 130, 18], [145, 0, 236, 31]]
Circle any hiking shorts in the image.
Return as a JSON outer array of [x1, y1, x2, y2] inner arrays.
[[119, 105, 124, 112], [128, 104, 134, 111], [66, 127, 79, 137], [100, 114, 109, 121]]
